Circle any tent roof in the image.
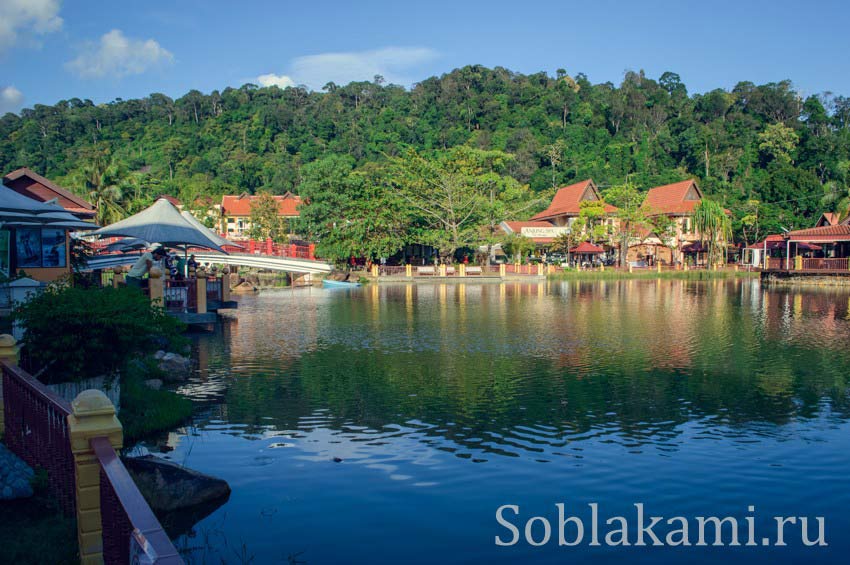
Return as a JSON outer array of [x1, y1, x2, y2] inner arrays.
[[180, 211, 244, 249], [91, 198, 227, 252], [570, 241, 604, 254]]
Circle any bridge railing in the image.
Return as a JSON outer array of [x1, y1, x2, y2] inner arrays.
[[2, 358, 183, 564]]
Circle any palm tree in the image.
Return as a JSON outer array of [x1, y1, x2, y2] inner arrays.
[[76, 148, 129, 225], [693, 200, 732, 266]]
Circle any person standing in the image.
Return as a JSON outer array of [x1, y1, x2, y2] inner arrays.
[[126, 247, 166, 288]]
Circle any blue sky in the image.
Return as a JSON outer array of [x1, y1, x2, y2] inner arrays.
[[1, 0, 849, 114]]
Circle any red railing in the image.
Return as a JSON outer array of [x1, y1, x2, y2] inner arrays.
[[93, 437, 183, 565], [164, 279, 198, 312], [206, 278, 223, 302], [801, 257, 850, 270], [767, 257, 788, 270], [1, 362, 75, 514]]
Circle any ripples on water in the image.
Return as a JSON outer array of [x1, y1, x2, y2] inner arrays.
[[155, 280, 850, 564]]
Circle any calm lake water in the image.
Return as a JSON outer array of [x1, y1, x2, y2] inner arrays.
[[148, 280, 850, 564]]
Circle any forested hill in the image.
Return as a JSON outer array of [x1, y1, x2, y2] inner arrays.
[[2, 65, 849, 233]]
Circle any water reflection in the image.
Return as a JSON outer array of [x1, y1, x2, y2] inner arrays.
[[178, 281, 850, 461]]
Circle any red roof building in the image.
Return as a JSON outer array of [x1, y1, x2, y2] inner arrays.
[[220, 192, 302, 237], [2, 167, 95, 219], [642, 179, 703, 216], [570, 242, 604, 254], [530, 179, 617, 224]]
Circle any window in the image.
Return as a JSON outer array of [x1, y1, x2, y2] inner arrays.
[[227, 217, 235, 223], [14, 227, 66, 268]]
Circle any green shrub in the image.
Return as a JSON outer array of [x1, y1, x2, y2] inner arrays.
[[12, 286, 186, 383], [120, 360, 193, 443]]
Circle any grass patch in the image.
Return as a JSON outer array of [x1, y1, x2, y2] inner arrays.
[[548, 269, 759, 281], [0, 472, 78, 565], [120, 360, 193, 444]]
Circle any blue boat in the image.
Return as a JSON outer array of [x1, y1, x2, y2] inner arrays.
[[322, 279, 361, 289]]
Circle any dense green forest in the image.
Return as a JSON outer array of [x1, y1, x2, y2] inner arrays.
[[2, 66, 850, 245]]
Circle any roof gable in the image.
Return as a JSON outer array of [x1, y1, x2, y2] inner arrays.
[[221, 193, 302, 217], [2, 167, 95, 216], [643, 179, 702, 215], [530, 179, 617, 221]]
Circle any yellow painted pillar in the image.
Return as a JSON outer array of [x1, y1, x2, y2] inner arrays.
[[0, 334, 20, 436], [459, 263, 466, 277], [683, 262, 689, 271], [499, 264, 506, 278], [628, 265, 633, 273], [195, 272, 207, 314], [221, 270, 232, 302], [439, 264, 447, 277], [67, 390, 123, 565], [537, 263, 544, 276], [111, 266, 124, 288], [405, 264, 412, 277], [371, 264, 379, 278], [600, 263, 605, 272], [795, 255, 803, 271], [148, 267, 164, 306], [657, 263, 661, 273]]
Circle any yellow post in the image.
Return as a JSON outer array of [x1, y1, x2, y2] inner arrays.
[[459, 263, 466, 277], [67, 390, 123, 565], [111, 266, 124, 288], [221, 269, 232, 302], [537, 263, 544, 276], [499, 263, 506, 278], [439, 264, 447, 277], [0, 334, 20, 436], [148, 267, 164, 306], [628, 265, 633, 274], [195, 272, 207, 314], [713, 263, 717, 271], [405, 264, 412, 277], [657, 263, 661, 274], [683, 262, 689, 271], [371, 264, 379, 278], [734, 264, 738, 272], [600, 263, 605, 272], [795, 255, 803, 271]]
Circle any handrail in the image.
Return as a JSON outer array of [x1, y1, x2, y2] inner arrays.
[[92, 436, 183, 564]]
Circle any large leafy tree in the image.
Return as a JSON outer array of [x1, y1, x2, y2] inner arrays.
[[604, 181, 648, 267], [298, 155, 409, 264], [74, 147, 129, 225], [248, 191, 286, 241]]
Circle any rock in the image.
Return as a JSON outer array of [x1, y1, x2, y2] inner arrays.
[[232, 281, 258, 294], [144, 379, 163, 390], [0, 443, 34, 500], [154, 350, 167, 360], [157, 352, 192, 381], [122, 455, 231, 513], [326, 270, 351, 282]]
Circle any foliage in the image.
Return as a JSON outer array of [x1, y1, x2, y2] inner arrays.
[[248, 191, 286, 241], [297, 155, 410, 263], [120, 358, 193, 443], [0, 489, 77, 564], [693, 200, 733, 265], [501, 233, 535, 262], [12, 286, 186, 383], [604, 181, 649, 266], [0, 67, 848, 241]]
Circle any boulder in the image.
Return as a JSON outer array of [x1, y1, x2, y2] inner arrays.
[[231, 281, 258, 294], [157, 352, 192, 381], [122, 455, 231, 513], [0, 443, 34, 500], [326, 270, 351, 282], [144, 379, 163, 391]]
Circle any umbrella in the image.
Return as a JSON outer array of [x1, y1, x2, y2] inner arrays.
[[0, 186, 99, 230], [90, 198, 228, 253], [106, 237, 151, 253], [180, 211, 244, 249]]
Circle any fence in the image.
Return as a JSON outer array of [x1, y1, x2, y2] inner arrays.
[[164, 279, 198, 312], [800, 257, 850, 270], [206, 278, 223, 302], [1, 360, 183, 564]]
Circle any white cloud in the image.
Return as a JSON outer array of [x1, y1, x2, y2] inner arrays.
[[0, 0, 63, 54], [0, 85, 23, 113], [65, 29, 173, 79], [258, 46, 439, 91], [256, 73, 295, 89]]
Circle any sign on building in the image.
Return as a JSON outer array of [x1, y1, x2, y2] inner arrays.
[[520, 226, 572, 238]]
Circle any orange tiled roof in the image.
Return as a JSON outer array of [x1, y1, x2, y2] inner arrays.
[[570, 241, 604, 253], [788, 224, 850, 241], [221, 192, 302, 217], [531, 179, 617, 221], [642, 179, 702, 216]]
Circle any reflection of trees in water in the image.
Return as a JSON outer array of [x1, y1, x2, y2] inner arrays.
[[191, 281, 850, 459]]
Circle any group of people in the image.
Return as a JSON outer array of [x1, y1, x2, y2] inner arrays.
[[125, 246, 199, 287]]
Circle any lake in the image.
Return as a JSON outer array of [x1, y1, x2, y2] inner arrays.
[[146, 280, 850, 564]]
